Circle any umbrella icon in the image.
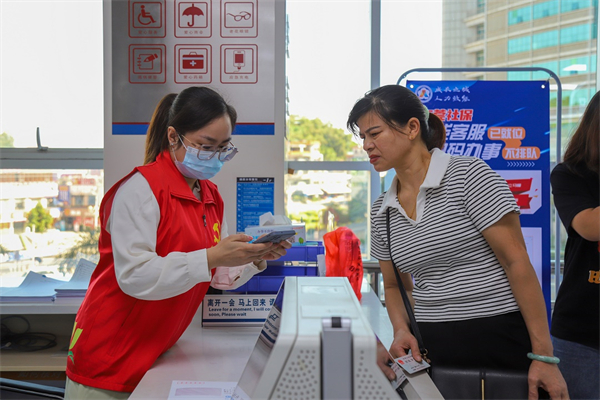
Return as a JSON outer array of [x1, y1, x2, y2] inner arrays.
[[183, 4, 204, 27]]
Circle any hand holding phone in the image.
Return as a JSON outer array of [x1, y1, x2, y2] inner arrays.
[[252, 230, 296, 244]]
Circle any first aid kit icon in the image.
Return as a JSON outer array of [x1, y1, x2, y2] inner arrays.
[[175, 45, 211, 83], [182, 52, 204, 70]]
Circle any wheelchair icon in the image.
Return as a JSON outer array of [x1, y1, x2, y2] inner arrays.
[[137, 5, 156, 26]]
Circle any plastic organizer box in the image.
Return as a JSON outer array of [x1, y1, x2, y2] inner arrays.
[[226, 241, 324, 294]]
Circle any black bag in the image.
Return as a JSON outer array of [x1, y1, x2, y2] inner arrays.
[[430, 366, 537, 400], [384, 209, 545, 400]]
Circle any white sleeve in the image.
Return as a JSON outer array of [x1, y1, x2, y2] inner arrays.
[[210, 214, 267, 290], [108, 173, 212, 300], [108, 173, 265, 298]]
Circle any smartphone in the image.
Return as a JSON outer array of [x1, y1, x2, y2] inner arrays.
[[253, 230, 296, 244]]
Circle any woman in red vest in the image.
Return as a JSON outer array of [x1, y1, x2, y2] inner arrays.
[[65, 87, 291, 399]]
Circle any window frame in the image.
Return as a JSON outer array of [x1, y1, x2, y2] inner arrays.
[[285, 0, 383, 261], [0, 148, 103, 170]]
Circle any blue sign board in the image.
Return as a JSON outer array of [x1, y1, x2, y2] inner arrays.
[[408, 80, 551, 315], [236, 177, 275, 234]]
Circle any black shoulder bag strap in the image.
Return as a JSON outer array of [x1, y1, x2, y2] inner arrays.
[[385, 208, 429, 362]]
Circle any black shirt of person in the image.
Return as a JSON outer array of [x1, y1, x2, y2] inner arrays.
[[550, 162, 599, 350]]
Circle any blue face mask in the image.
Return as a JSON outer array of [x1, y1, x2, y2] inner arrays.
[[172, 139, 224, 181]]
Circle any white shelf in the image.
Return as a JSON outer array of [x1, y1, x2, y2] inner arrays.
[[0, 298, 83, 315], [0, 335, 70, 372]]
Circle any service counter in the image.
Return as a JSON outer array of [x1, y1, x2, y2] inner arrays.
[[0, 283, 395, 398], [130, 285, 393, 399]]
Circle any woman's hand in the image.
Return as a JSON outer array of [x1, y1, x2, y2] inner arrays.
[[376, 339, 397, 381], [389, 328, 422, 362], [258, 238, 292, 261], [528, 361, 569, 400], [206, 234, 290, 269]]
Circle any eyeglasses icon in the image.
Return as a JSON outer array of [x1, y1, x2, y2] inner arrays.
[[227, 11, 251, 22]]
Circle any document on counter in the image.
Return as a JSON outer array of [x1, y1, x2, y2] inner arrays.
[[168, 381, 237, 400], [54, 258, 96, 298], [0, 271, 62, 302]]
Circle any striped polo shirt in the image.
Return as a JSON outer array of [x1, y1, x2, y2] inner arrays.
[[371, 148, 521, 322]]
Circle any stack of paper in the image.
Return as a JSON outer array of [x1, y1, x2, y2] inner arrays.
[[168, 381, 237, 400], [0, 271, 63, 302], [54, 258, 96, 299]]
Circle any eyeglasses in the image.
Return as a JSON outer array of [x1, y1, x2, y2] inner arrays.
[[227, 11, 251, 21], [179, 134, 238, 162]]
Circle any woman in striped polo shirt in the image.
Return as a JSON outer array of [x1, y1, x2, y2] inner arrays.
[[347, 85, 568, 399]]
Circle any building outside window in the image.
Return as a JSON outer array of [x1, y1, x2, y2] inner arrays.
[[441, 0, 597, 300]]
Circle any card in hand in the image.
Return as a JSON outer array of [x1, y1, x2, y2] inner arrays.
[[394, 354, 430, 374]]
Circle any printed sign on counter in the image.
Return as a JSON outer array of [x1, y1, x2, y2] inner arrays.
[[202, 294, 276, 326]]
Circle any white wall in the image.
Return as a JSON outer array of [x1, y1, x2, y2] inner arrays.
[[103, 1, 286, 232]]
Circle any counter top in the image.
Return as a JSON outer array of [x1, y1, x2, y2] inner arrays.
[[130, 286, 392, 399]]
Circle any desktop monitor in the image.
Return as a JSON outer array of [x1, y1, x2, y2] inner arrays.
[[231, 276, 406, 400]]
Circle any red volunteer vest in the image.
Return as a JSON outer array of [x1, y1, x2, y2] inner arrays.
[[66, 150, 224, 393]]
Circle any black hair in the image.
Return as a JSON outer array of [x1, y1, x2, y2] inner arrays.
[[563, 90, 599, 174], [347, 85, 445, 151], [144, 87, 237, 165]]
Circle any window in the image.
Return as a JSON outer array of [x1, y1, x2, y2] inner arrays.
[[285, 169, 372, 254], [286, 0, 374, 257], [531, 61, 559, 79], [476, 50, 485, 66], [507, 71, 532, 80], [508, 36, 531, 54], [1, 0, 104, 286], [477, 0, 486, 14], [286, 0, 445, 259], [561, 0, 593, 13], [560, 56, 590, 76], [508, 6, 532, 25], [15, 199, 25, 211], [533, 0, 559, 19], [560, 23, 593, 45], [532, 30, 559, 50], [476, 24, 485, 41], [566, 87, 593, 106], [73, 196, 85, 207]]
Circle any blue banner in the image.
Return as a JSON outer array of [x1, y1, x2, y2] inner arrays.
[[408, 80, 551, 316]]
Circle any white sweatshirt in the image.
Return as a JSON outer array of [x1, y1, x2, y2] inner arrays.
[[107, 172, 265, 301]]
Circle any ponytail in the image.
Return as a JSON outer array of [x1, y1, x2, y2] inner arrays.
[[424, 112, 446, 151], [144, 93, 177, 165]]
